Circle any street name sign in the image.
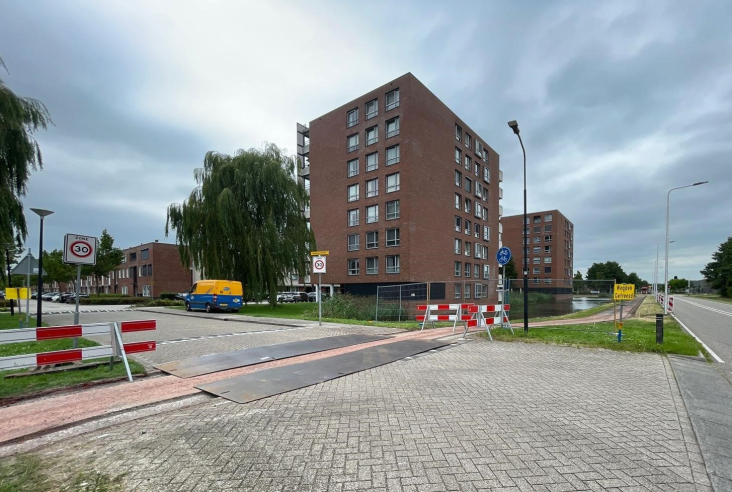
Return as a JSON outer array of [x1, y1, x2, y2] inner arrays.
[[63, 234, 98, 266], [310, 251, 330, 256], [312, 256, 327, 274], [496, 247, 512, 266], [613, 284, 635, 301]]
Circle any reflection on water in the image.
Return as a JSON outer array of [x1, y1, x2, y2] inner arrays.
[[505, 295, 610, 318]]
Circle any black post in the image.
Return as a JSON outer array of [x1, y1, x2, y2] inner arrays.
[[36, 217, 44, 327], [5, 247, 14, 316], [655, 313, 664, 344]]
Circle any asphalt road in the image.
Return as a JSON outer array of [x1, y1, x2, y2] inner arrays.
[[672, 295, 732, 380]]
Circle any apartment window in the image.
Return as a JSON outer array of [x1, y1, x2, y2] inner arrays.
[[347, 133, 359, 152], [474, 264, 480, 279], [455, 170, 462, 187], [464, 263, 471, 277], [366, 231, 378, 249], [545, 214, 553, 222], [533, 236, 541, 244], [386, 145, 400, 165], [366, 125, 378, 146], [544, 279, 552, 284], [464, 241, 471, 257], [464, 283, 471, 299], [385, 89, 399, 110], [474, 283, 481, 298], [386, 228, 400, 247], [533, 246, 541, 254], [545, 235, 553, 243], [482, 207, 488, 221], [474, 202, 482, 219], [386, 173, 400, 193], [533, 257, 540, 264], [475, 140, 484, 158], [348, 234, 360, 251], [545, 266, 552, 274], [464, 198, 471, 214], [455, 193, 461, 209], [142, 285, 151, 297], [366, 204, 379, 223], [544, 257, 552, 263], [348, 259, 360, 275], [533, 267, 540, 275], [474, 223, 480, 238], [367, 257, 378, 275], [454, 283, 462, 299], [130, 252, 137, 261], [474, 244, 481, 259], [533, 216, 541, 223], [533, 278, 540, 284], [464, 155, 471, 171], [475, 183, 482, 199], [474, 162, 480, 177], [544, 224, 552, 232], [366, 152, 378, 172], [455, 147, 461, 164], [347, 183, 359, 202], [544, 246, 552, 254], [483, 167, 490, 183], [463, 219, 470, 236], [365, 99, 378, 120], [347, 108, 359, 128], [386, 200, 400, 220], [455, 215, 462, 232], [483, 225, 490, 241], [533, 226, 540, 233], [348, 209, 359, 227], [454, 239, 462, 254], [386, 255, 400, 273], [347, 159, 359, 178], [483, 264, 489, 280], [366, 178, 379, 198], [464, 177, 472, 193], [141, 249, 149, 260], [465, 133, 471, 149], [386, 117, 400, 138], [455, 124, 462, 141], [454, 261, 461, 277]]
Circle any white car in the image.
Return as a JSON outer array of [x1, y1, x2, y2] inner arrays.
[[51, 294, 62, 302]]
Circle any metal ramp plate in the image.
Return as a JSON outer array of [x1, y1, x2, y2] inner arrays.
[[155, 334, 390, 378], [197, 339, 450, 404]]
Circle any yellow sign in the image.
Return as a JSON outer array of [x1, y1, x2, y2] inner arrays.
[[310, 251, 330, 256], [613, 284, 635, 300], [4, 288, 30, 300]]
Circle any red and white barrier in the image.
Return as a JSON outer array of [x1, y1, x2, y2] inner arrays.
[[0, 320, 157, 381], [416, 304, 474, 333], [668, 296, 674, 312], [467, 304, 513, 340]]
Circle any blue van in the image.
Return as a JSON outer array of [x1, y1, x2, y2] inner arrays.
[[185, 280, 243, 313]]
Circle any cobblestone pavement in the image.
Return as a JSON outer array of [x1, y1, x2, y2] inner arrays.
[[36, 340, 711, 491]]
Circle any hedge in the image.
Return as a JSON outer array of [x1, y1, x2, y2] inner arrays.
[[159, 292, 178, 300], [79, 297, 149, 305]]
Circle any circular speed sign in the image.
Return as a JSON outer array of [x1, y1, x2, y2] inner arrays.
[[63, 234, 98, 265], [70, 240, 93, 258], [314, 259, 325, 270]]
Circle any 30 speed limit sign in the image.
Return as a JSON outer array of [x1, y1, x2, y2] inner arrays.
[[63, 233, 98, 265], [312, 256, 326, 274]]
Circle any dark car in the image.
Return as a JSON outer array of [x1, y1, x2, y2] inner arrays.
[[292, 292, 308, 302], [59, 293, 76, 303]]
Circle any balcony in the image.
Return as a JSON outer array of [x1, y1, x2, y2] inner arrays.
[[299, 165, 310, 177], [499, 205, 504, 217], [304, 208, 310, 219], [499, 187, 503, 199], [499, 170, 503, 182]]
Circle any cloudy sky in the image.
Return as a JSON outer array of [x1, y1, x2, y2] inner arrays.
[[2, 0, 730, 282]]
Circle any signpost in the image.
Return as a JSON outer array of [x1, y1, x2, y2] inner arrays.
[[63, 234, 98, 347], [311, 252, 328, 326], [496, 247, 512, 329], [11, 251, 45, 328], [613, 283, 635, 338]]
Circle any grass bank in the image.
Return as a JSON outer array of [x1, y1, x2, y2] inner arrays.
[[0, 454, 125, 491], [482, 318, 701, 356], [529, 301, 615, 322], [687, 294, 732, 306]]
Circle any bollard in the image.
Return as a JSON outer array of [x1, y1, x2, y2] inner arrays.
[[656, 313, 664, 344], [617, 329, 622, 343]]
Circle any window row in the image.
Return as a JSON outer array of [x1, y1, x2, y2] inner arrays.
[[347, 229, 400, 251], [346, 89, 400, 128], [347, 117, 400, 153], [348, 200, 400, 226], [454, 124, 487, 162], [454, 239, 490, 260], [454, 261, 491, 280], [531, 257, 553, 264], [453, 282, 490, 299], [348, 255, 400, 275], [454, 193, 489, 221], [525, 224, 553, 234], [454, 170, 490, 200], [532, 246, 553, 254], [454, 149, 491, 184], [523, 235, 553, 245], [347, 173, 400, 202], [532, 267, 553, 274], [454, 216, 491, 241], [347, 145, 400, 177], [527, 214, 553, 224]]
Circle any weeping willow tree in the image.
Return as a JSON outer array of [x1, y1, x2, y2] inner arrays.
[[166, 143, 314, 305], [0, 56, 51, 251]]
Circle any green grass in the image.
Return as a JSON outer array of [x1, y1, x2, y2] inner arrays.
[[0, 315, 39, 330], [636, 296, 664, 317], [687, 294, 732, 305], [529, 301, 615, 322], [482, 318, 702, 356], [0, 454, 125, 491]]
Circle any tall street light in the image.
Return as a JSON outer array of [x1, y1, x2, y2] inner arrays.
[[664, 182, 707, 314], [3, 243, 15, 316], [507, 120, 529, 332], [655, 241, 675, 295], [31, 208, 54, 327]]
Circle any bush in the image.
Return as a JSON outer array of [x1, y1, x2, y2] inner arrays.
[[79, 297, 149, 305], [89, 293, 126, 298], [159, 292, 178, 300], [145, 299, 184, 307], [313, 293, 379, 321]]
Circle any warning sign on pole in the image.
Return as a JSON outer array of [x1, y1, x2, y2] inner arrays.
[[63, 234, 98, 266], [613, 284, 635, 301], [312, 256, 326, 274]]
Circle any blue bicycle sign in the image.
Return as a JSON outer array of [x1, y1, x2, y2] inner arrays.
[[496, 247, 511, 266]]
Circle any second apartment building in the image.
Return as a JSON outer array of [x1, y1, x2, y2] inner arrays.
[[299, 73, 504, 302]]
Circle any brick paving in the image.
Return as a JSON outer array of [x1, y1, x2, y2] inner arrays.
[[34, 340, 710, 491]]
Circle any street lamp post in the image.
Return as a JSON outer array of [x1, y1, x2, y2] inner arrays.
[[31, 208, 54, 327], [655, 241, 675, 295], [507, 120, 529, 332], [664, 182, 707, 314], [3, 244, 14, 316]]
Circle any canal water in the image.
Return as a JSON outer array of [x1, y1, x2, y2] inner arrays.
[[505, 295, 610, 318]]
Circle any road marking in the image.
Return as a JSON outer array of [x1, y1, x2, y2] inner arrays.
[[675, 297, 732, 317], [671, 313, 724, 363], [157, 326, 309, 346]]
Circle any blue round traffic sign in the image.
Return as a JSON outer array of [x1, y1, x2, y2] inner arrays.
[[496, 247, 511, 266]]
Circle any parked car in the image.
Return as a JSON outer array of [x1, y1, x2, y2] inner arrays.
[[41, 292, 58, 301], [51, 293, 62, 302], [185, 280, 243, 313], [276, 292, 293, 303], [59, 292, 77, 303], [307, 292, 330, 302], [175, 292, 188, 301], [291, 292, 308, 302]]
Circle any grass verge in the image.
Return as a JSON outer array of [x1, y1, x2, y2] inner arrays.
[[482, 318, 701, 356], [529, 301, 615, 322], [687, 294, 732, 306], [0, 454, 125, 491], [636, 296, 663, 317]]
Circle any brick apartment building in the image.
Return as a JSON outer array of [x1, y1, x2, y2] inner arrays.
[[297, 73, 504, 302], [74, 241, 194, 297], [501, 210, 574, 294]]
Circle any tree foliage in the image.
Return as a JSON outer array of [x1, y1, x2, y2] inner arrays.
[[42, 249, 76, 286], [701, 236, 732, 297], [166, 143, 314, 305], [0, 56, 51, 248], [584, 261, 648, 290], [86, 229, 124, 294], [668, 277, 688, 292], [503, 258, 518, 280], [573, 270, 583, 281]]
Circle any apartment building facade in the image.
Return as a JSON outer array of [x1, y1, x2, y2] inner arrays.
[[299, 73, 504, 302], [501, 210, 574, 294]]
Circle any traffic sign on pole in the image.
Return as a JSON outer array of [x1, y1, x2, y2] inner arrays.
[[312, 256, 326, 274], [496, 247, 511, 266], [63, 234, 98, 266]]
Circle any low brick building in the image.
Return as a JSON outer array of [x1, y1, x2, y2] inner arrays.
[[112, 242, 193, 297]]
